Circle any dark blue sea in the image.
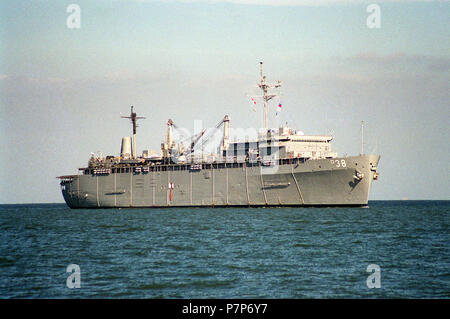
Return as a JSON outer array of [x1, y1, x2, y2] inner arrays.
[[0, 201, 448, 298]]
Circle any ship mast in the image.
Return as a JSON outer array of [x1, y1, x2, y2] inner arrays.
[[361, 120, 364, 155], [258, 62, 282, 131], [121, 106, 146, 159]]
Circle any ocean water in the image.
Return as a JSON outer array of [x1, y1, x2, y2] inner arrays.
[[0, 201, 448, 299]]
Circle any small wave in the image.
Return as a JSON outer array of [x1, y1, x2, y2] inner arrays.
[[137, 282, 187, 290], [134, 249, 151, 256], [224, 264, 252, 271], [97, 224, 144, 232], [166, 244, 196, 251], [153, 260, 181, 267], [190, 271, 214, 278], [293, 242, 311, 248], [122, 226, 145, 232], [393, 234, 416, 240], [136, 280, 234, 290], [25, 224, 39, 230], [0, 257, 15, 267], [98, 224, 122, 229], [291, 219, 310, 224], [190, 278, 237, 288]]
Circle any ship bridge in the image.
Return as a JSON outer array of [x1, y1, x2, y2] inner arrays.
[[223, 126, 337, 161]]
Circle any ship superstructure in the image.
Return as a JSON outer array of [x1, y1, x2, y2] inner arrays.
[[58, 63, 380, 208]]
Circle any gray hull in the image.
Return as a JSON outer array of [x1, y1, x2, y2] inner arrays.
[[60, 155, 380, 208]]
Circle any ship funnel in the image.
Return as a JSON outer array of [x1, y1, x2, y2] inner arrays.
[[221, 115, 230, 153], [121, 136, 132, 159], [167, 119, 175, 151]]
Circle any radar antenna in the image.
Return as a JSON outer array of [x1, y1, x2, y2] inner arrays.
[[258, 62, 281, 132], [121, 106, 146, 159]]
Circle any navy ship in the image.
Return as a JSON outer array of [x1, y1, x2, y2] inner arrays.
[[58, 63, 380, 208]]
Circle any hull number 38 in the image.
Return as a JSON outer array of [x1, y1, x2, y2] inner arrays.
[[331, 159, 346, 168]]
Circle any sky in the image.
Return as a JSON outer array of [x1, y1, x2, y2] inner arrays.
[[0, 0, 449, 203]]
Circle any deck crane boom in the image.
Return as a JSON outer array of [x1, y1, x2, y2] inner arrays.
[[191, 115, 229, 154], [170, 115, 230, 157]]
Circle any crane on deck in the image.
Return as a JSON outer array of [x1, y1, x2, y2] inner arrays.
[[170, 116, 230, 157]]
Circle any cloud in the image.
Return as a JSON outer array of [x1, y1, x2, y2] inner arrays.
[[137, 0, 441, 6], [337, 52, 450, 73]]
